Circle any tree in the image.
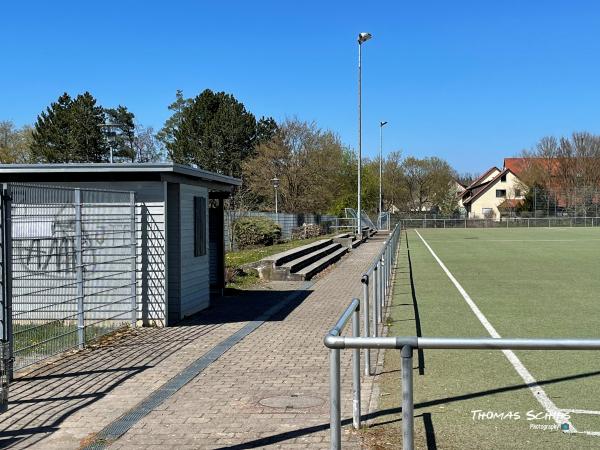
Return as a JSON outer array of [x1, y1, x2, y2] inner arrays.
[[243, 118, 352, 213], [30, 92, 145, 163], [32, 92, 108, 163], [402, 156, 456, 212], [31, 93, 75, 162], [132, 125, 165, 163], [156, 90, 191, 149], [66, 92, 107, 162], [381, 151, 407, 212], [104, 105, 136, 162], [0, 121, 33, 163], [163, 89, 271, 178]]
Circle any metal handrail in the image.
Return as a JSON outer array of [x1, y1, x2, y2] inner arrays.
[[359, 223, 401, 375], [325, 329, 600, 450], [324, 224, 402, 449]]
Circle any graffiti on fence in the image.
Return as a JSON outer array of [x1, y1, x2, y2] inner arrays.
[[13, 207, 130, 274]]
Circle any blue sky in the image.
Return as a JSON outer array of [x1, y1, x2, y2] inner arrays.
[[2, 0, 600, 173]]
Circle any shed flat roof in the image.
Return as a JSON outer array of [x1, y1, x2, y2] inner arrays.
[[0, 163, 242, 187]]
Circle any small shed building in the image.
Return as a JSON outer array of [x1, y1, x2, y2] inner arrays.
[[0, 163, 241, 326]]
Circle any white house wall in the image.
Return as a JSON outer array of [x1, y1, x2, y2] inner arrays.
[[469, 172, 525, 219]]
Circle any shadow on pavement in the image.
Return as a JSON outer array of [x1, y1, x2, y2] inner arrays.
[[0, 286, 311, 449]]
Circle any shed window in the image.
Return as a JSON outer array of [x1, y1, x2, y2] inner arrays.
[[496, 189, 506, 198], [194, 196, 207, 257]]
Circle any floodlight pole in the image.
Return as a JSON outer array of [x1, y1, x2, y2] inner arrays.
[[379, 121, 387, 228], [271, 177, 280, 224], [357, 32, 372, 237]]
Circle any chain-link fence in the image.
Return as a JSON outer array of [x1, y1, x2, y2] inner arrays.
[[401, 216, 600, 229], [2, 184, 137, 377], [515, 187, 600, 218]]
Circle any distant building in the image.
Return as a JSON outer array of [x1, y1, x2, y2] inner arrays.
[[460, 163, 525, 219]]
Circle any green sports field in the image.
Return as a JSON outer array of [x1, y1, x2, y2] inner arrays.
[[366, 227, 600, 449]]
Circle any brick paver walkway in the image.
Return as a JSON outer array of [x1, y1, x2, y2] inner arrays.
[[0, 235, 389, 449]]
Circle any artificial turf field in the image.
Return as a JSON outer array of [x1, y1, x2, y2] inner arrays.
[[366, 227, 600, 450]]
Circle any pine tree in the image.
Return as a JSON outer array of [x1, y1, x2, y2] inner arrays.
[[105, 105, 136, 162], [164, 89, 268, 177], [31, 93, 73, 162], [69, 92, 108, 162], [31, 92, 113, 163]]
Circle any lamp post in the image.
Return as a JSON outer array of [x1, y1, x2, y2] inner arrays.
[[357, 31, 372, 237], [379, 121, 388, 228], [271, 177, 280, 223], [99, 122, 123, 163]]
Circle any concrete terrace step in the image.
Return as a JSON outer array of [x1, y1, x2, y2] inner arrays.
[[332, 232, 351, 239], [269, 238, 333, 266], [294, 246, 348, 280], [280, 242, 342, 273], [332, 232, 356, 249]]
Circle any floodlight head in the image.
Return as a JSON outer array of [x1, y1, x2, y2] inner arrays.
[[358, 32, 372, 44], [380, 121, 388, 127]]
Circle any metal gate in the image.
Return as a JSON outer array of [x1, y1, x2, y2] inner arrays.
[[0, 183, 137, 398]]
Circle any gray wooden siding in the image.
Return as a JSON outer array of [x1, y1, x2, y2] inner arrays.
[[178, 184, 210, 318], [166, 183, 181, 324]]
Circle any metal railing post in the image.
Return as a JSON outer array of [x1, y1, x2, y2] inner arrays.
[[377, 255, 386, 323], [373, 264, 379, 337], [1, 184, 13, 385], [352, 301, 361, 429], [361, 274, 371, 375], [75, 188, 85, 349], [130, 192, 137, 327], [329, 347, 341, 450], [401, 345, 414, 450], [379, 257, 384, 322]]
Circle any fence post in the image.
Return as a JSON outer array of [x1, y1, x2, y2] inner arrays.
[[401, 345, 414, 450], [329, 347, 341, 450], [361, 274, 371, 375], [373, 265, 379, 338], [379, 256, 384, 323], [130, 192, 137, 327], [352, 302, 361, 429], [75, 189, 85, 349], [1, 184, 13, 388], [379, 257, 384, 320]]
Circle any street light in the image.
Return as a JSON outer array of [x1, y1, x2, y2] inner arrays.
[[271, 177, 280, 223], [357, 32, 372, 237], [379, 120, 388, 228], [99, 122, 123, 164]]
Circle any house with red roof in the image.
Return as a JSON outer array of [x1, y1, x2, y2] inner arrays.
[[460, 162, 526, 219]]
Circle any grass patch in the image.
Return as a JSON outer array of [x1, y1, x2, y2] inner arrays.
[[13, 321, 124, 369]]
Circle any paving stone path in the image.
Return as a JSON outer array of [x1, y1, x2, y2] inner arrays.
[[0, 235, 389, 449]]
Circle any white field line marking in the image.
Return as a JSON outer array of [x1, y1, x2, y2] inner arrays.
[[562, 409, 600, 416], [415, 230, 577, 433]]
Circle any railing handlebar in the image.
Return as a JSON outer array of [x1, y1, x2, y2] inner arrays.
[[326, 298, 360, 338], [325, 335, 600, 350]]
